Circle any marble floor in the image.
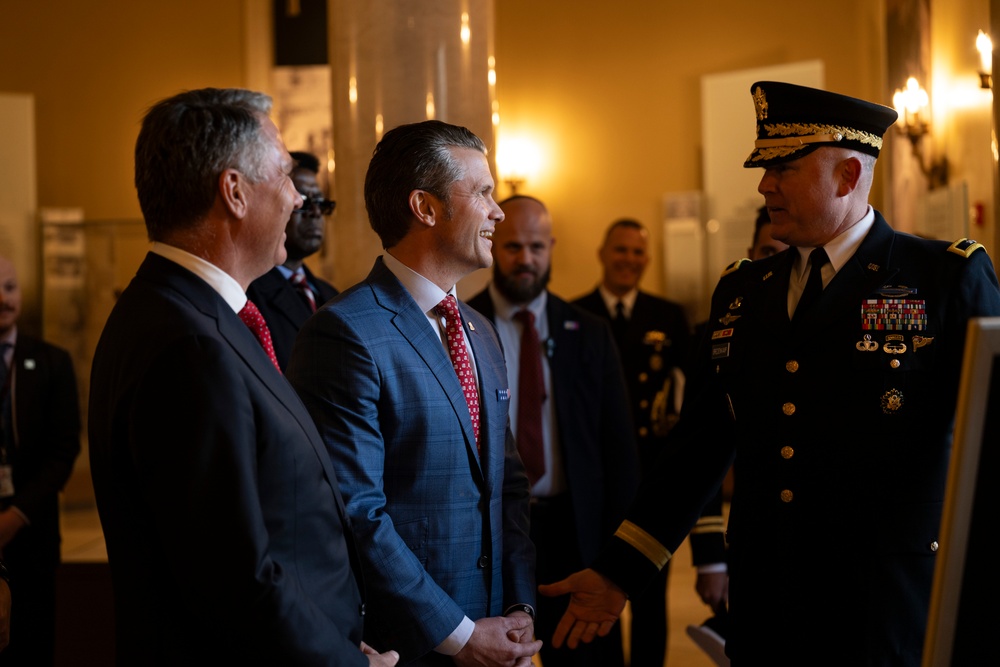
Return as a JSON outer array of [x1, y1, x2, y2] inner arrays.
[[60, 505, 721, 667]]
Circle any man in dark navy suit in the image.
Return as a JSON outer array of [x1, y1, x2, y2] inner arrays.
[[0, 254, 80, 666], [542, 81, 1000, 666], [88, 87, 397, 666], [468, 195, 638, 667], [247, 151, 339, 370]]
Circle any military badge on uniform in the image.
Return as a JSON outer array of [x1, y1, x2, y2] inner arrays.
[[862, 296, 927, 330], [719, 313, 741, 326], [729, 297, 743, 309], [712, 328, 734, 340], [643, 330, 668, 347], [643, 330, 669, 371], [881, 388, 904, 414], [913, 336, 934, 350], [856, 334, 879, 351], [882, 334, 907, 354]]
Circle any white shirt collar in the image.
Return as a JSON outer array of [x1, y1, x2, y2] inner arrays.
[[597, 285, 638, 318], [150, 242, 247, 313], [382, 251, 454, 314], [794, 205, 875, 278]]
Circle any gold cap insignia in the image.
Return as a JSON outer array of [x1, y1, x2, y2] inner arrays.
[[753, 85, 768, 121]]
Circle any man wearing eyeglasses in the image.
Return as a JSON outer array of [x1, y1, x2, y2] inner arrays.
[[248, 151, 339, 370]]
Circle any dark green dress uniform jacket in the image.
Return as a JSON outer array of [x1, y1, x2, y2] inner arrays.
[[592, 212, 1000, 666]]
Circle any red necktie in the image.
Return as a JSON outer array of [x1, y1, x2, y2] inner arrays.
[[239, 299, 281, 372], [289, 270, 317, 313], [513, 309, 546, 485], [435, 295, 480, 449]]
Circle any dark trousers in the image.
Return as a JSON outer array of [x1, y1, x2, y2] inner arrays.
[[0, 536, 57, 667], [627, 561, 670, 666], [531, 494, 625, 667]]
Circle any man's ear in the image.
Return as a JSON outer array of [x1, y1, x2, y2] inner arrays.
[[409, 189, 440, 228], [219, 169, 248, 219], [838, 156, 863, 196]]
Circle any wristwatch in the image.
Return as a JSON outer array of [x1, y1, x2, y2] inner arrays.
[[505, 603, 535, 619]]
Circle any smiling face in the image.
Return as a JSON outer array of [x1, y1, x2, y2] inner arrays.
[[0, 256, 20, 337], [242, 114, 301, 277], [491, 197, 553, 305], [435, 146, 505, 278], [599, 223, 649, 297]]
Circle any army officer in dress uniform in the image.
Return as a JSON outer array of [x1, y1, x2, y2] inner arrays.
[[541, 81, 1000, 666]]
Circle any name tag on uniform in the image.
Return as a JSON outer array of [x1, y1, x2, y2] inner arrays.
[[711, 343, 731, 359]]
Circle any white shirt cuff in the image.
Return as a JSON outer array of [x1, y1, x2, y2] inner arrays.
[[435, 616, 475, 655]]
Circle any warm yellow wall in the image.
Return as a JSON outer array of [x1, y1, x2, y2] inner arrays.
[[491, 0, 888, 301], [8, 0, 994, 309], [0, 1, 251, 221]]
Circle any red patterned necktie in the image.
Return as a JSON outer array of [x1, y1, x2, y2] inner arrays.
[[289, 270, 317, 313], [435, 295, 480, 449], [513, 309, 546, 485], [239, 299, 281, 372]]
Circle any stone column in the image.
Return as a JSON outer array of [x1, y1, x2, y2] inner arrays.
[[325, 0, 497, 289]]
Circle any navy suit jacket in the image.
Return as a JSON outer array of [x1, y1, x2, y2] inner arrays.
[[4, 334, 81, 564], [465, 289, 639, 565], [88, 252, 367, 666], [287, 257, 535, 665], [594, 214, 1000, 664], [247, 264, 338, 371]]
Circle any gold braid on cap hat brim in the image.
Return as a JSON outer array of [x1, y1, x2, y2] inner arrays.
[[748, 122, 883, 164]]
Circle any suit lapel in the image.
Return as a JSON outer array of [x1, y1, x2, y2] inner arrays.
[[368, 261, 484, 473]]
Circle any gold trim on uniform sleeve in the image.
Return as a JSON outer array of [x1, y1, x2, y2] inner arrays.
[[615, 521, 672, 569], [691, 516, 725, 535]]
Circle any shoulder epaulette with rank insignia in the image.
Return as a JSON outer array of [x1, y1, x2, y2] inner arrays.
[[947, 238, 985, 258], [720, 258, 751, 278]]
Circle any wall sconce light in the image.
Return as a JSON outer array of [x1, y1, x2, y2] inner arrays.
[[977, 30, 993, 89], [892, 77, 949, 189], [496, 136, 542, 196]]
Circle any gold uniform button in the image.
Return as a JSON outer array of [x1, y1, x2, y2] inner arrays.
[[639, 400, 649, 409], [929, 541, 939, 552], [780, 489, 793, 502], [890, 359, 901, 369], [638, 372, 648, 383], [781, 446, 794, 459], [638, 427, 649, 437], [786, 360, 799, 373], [782, 402, 796, 416]]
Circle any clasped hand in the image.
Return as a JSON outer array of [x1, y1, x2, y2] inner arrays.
[[453, 612, 542, 667]]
